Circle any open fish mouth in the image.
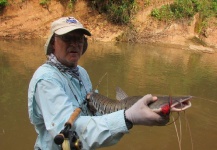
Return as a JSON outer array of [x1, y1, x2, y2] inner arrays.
[[170, 96, 192, 112]]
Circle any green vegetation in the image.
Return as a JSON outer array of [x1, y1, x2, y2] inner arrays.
[[151, 0, 217, 21], [89, 0, 137, 25], [151, 0, 217, 34], [38, 0, 137, 24], [39, 0, 76, 9], [0, 0, 7, 11], [39, 0, 50, 6], [68, 0, 77, 9], [144, 0, 151, 7]]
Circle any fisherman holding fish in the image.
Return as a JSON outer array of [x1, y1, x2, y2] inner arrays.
[[28, 17, 169, 150]]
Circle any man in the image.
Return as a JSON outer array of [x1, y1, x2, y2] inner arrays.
[[28, 17, 168, 150]]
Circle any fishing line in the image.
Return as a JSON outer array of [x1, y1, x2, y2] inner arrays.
[[178, 112, 182, 148], [165, 112, 179, 126], [95, 72, 108, 90], [94, 72, 110, 97], [177, 100, 183, 147], [172, 115, 182, 150], [165, 98, 185, 150], [173, 100, 184, 149], [178, 101, 183, 148], [183, 111, 194, 150], [166, 99, 183, 126], [194, 96, 217, 104]]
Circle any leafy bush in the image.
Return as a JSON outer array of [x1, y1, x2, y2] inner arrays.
[[171, 0, 195, 18], [151, 0, 217, 21], [89, 0, 137, 25], [210, 0, 217, 17], [39, 0, 50, 6], [0, 0, 7, 10], [151, 0, 217, 34], [151, 5, 174, 21]]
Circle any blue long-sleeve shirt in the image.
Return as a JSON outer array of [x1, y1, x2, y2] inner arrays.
[[28, 64, 128, 150]]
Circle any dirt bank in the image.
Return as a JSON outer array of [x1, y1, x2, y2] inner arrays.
[[0, 0, 216, 53]]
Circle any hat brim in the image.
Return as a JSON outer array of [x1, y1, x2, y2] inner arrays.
[[55, 26, 91, 36], [44, 33, 54, 55]]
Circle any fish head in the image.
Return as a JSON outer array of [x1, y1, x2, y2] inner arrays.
[[170, 96, 192, 112], [149, 95, 193, 115]]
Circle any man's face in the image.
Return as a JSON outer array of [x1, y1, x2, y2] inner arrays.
[[53, 30, 85, 68]]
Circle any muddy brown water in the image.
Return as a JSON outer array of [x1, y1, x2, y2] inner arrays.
[[0, 39, 217, 150]]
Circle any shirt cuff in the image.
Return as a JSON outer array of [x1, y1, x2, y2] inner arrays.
[[106, 110, 129, 135]]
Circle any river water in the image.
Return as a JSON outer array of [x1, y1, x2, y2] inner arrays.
[[0, 39, 217, 150]]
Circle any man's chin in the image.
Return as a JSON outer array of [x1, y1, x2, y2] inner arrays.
[[66, 60, 78, 68]]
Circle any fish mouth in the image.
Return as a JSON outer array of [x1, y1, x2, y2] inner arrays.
[[170, 96, 192, 112]]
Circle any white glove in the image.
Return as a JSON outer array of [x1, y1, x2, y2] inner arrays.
[[125, 94, 169, 126]]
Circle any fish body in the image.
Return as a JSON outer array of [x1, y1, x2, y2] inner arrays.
[[88, 87, 192, 116]]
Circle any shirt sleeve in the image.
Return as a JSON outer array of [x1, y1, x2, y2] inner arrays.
[[74, 110, 128, 149], [35, 79, 129, 149], [35, 78, 74, 137]]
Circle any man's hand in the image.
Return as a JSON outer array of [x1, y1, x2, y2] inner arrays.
[[125, 94, 169, 126]]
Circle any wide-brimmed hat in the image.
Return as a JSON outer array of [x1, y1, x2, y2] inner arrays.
[[44, 17, 91, 55]]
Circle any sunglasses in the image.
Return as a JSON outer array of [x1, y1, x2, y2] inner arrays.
[[56, 34, 84, 45]]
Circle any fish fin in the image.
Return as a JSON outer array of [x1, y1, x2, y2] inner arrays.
[[116, 87, 128, 101]]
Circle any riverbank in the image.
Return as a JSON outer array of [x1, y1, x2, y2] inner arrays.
[[0, 0, 216, 53]]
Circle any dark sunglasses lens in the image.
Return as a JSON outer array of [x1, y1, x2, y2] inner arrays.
[[61, 35, 72, 43], [58, 34, 84, 44]]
